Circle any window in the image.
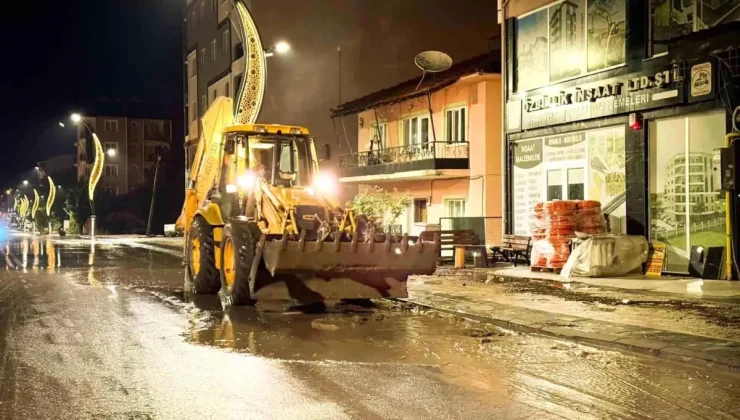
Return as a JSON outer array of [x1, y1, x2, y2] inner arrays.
[[104, 120, 118, 132], [199, 49, 206, 70], [370, 123, 387, 149], [200, 1, 205, 19], [104, 142, 118, 155], [234, 74, 243, 96], [444, 199, 466, 218], [211, 39, 217, 62], [401, 116, 430, 145], [225, 82, 230, 98], [650, 0, 740, 56], [223, 30, 230, 55], [201, 95, 207, 115], [567, 168, 584, 200], [211, 0, 216, 12], [190, 11, 196, 29], [104, 164, 118, 178], [547, 169, 563, 200], [413, 199, 428, 223], [445, 107, 466, 143]]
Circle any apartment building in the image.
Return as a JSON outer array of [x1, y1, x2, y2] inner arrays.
[[331, 53, 502, 243], [183, 0, 250, 173], [75, 117, 173, 195]]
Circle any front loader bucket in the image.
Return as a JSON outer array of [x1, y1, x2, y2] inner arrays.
[[252, 233, 439, 303]]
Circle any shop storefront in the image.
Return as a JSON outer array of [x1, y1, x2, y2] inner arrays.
[[502, 1, 740, 276]]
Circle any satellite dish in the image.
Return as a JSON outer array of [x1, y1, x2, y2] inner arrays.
[[414, 51, 453, 73], [414, 51, 453, 90]]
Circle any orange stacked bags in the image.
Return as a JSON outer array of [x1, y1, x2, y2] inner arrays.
[[530, 200, 607, 270]]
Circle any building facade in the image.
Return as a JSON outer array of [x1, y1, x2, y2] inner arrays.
[[500, 0, 740, 274], [332, 54, 503, 244], [183, 0, 250, 177], [75, 117, 173, 195]]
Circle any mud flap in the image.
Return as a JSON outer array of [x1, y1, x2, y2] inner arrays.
[[249, 232, 440, 303]]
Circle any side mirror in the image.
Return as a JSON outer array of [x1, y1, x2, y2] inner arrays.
[[323, 143, 332, 161]]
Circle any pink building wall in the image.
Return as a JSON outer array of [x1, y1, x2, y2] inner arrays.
[[350, 75, 502, 239]]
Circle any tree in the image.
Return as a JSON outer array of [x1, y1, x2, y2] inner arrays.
[[347, 186, 410, 227]]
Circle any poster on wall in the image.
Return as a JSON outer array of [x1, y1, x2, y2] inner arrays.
[[512, 127, 626, 235], [587, 0, 626, 72], [512, 138, 544, 235], [588, 126, 626, 231], [516, 9, 549, 92], [549, 0, 585, 82]]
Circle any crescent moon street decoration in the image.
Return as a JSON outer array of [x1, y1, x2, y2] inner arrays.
[[32, 189, 40, 220], [47, 176, 56, 217], [20, 197, 28, 219], [13, 197, 18, 212], [234, 0, 266, 125], [89, 133, 105, 202]]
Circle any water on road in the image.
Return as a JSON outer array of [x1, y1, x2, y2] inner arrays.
[[0, 234, 738, 419]]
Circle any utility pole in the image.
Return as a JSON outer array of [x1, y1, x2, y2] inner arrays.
[[146, 155, 162, 236], [337, 46, 342, 106]]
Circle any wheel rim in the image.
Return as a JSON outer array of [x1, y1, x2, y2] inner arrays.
[[190, 236, 201, 275], [223, 237, 236, 289]]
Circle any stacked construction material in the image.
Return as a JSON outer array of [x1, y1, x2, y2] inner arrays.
[[530, 200, 606, 271]]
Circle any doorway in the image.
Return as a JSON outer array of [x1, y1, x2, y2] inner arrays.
[[648, 111, 726, 274]]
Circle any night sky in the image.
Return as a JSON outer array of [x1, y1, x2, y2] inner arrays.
[[0, 0, 497, 184]]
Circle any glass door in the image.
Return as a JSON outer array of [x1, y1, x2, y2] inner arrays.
[[547, 166, 585, 201], [648, 111, 726, 273]]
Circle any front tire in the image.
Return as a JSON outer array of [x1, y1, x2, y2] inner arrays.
[[186, 217, 220, 294], [220, 222, 261, 306]]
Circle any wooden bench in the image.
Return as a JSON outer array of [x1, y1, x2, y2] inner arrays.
[[491, 234, 531, 266], [420, 230, 486, 266]]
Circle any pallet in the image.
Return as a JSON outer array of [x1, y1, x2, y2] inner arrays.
[[530, 266, 562, 274]]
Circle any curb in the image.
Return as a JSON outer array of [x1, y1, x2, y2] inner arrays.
[[397, 298, 740, 373]]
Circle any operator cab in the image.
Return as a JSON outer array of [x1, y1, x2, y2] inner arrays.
[[221, 124, 318, 189]]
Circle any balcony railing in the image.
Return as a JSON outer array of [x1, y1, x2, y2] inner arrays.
[[340, 141, 469, 169]]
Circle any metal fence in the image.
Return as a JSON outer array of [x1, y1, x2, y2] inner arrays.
[[438, 217, 503, 247], [650, 217, 725, 241], [339, 141, 469, 169]]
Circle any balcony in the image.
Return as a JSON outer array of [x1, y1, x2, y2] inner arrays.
[[339, 141, 469, 182]]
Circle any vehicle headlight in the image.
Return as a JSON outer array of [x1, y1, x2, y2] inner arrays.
[[313, 172, 337, 196], [238, 171, 256, 190]]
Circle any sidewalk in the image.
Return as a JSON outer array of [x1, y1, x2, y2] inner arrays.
[[404, 267, 740, 371]]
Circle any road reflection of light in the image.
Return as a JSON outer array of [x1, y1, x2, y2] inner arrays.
[[107, 285, 118, 299], [687, 280, 704, 295], [46, 240, 56, 274], [21, 239, 28, 270], [4, 243, 12, 271], [213, 314, 235, 348], [88, 266, 101, 288], [32, 239, 40, 271], [88, 242, 96, 266]]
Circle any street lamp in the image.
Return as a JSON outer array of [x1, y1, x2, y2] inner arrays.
[[264, 41, 291, 58], [107, 148, 117, 157], [22, 180, 28, 186], [70, 113, 82, 124]]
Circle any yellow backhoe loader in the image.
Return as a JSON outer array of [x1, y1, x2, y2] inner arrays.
[[177, 98, 439, 305], [175, 0, 438, 305]]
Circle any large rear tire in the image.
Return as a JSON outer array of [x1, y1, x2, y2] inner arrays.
[[220, 222, 261, 306], [186, 217, 220, 294]]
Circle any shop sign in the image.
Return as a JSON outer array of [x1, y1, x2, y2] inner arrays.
[[513, 67, 685, 131], [689, 61, 714, 103]]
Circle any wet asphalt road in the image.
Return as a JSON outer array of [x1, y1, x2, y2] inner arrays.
[[0, 233, 739, 419]]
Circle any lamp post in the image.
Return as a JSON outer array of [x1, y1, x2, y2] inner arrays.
[[70, 113, 104, 238]]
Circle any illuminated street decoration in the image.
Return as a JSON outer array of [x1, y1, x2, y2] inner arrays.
[[32, 189, 39, 220], [46, 176, 56, 216], [89, 133, 105, 202], [233, 0, 266, 124]]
